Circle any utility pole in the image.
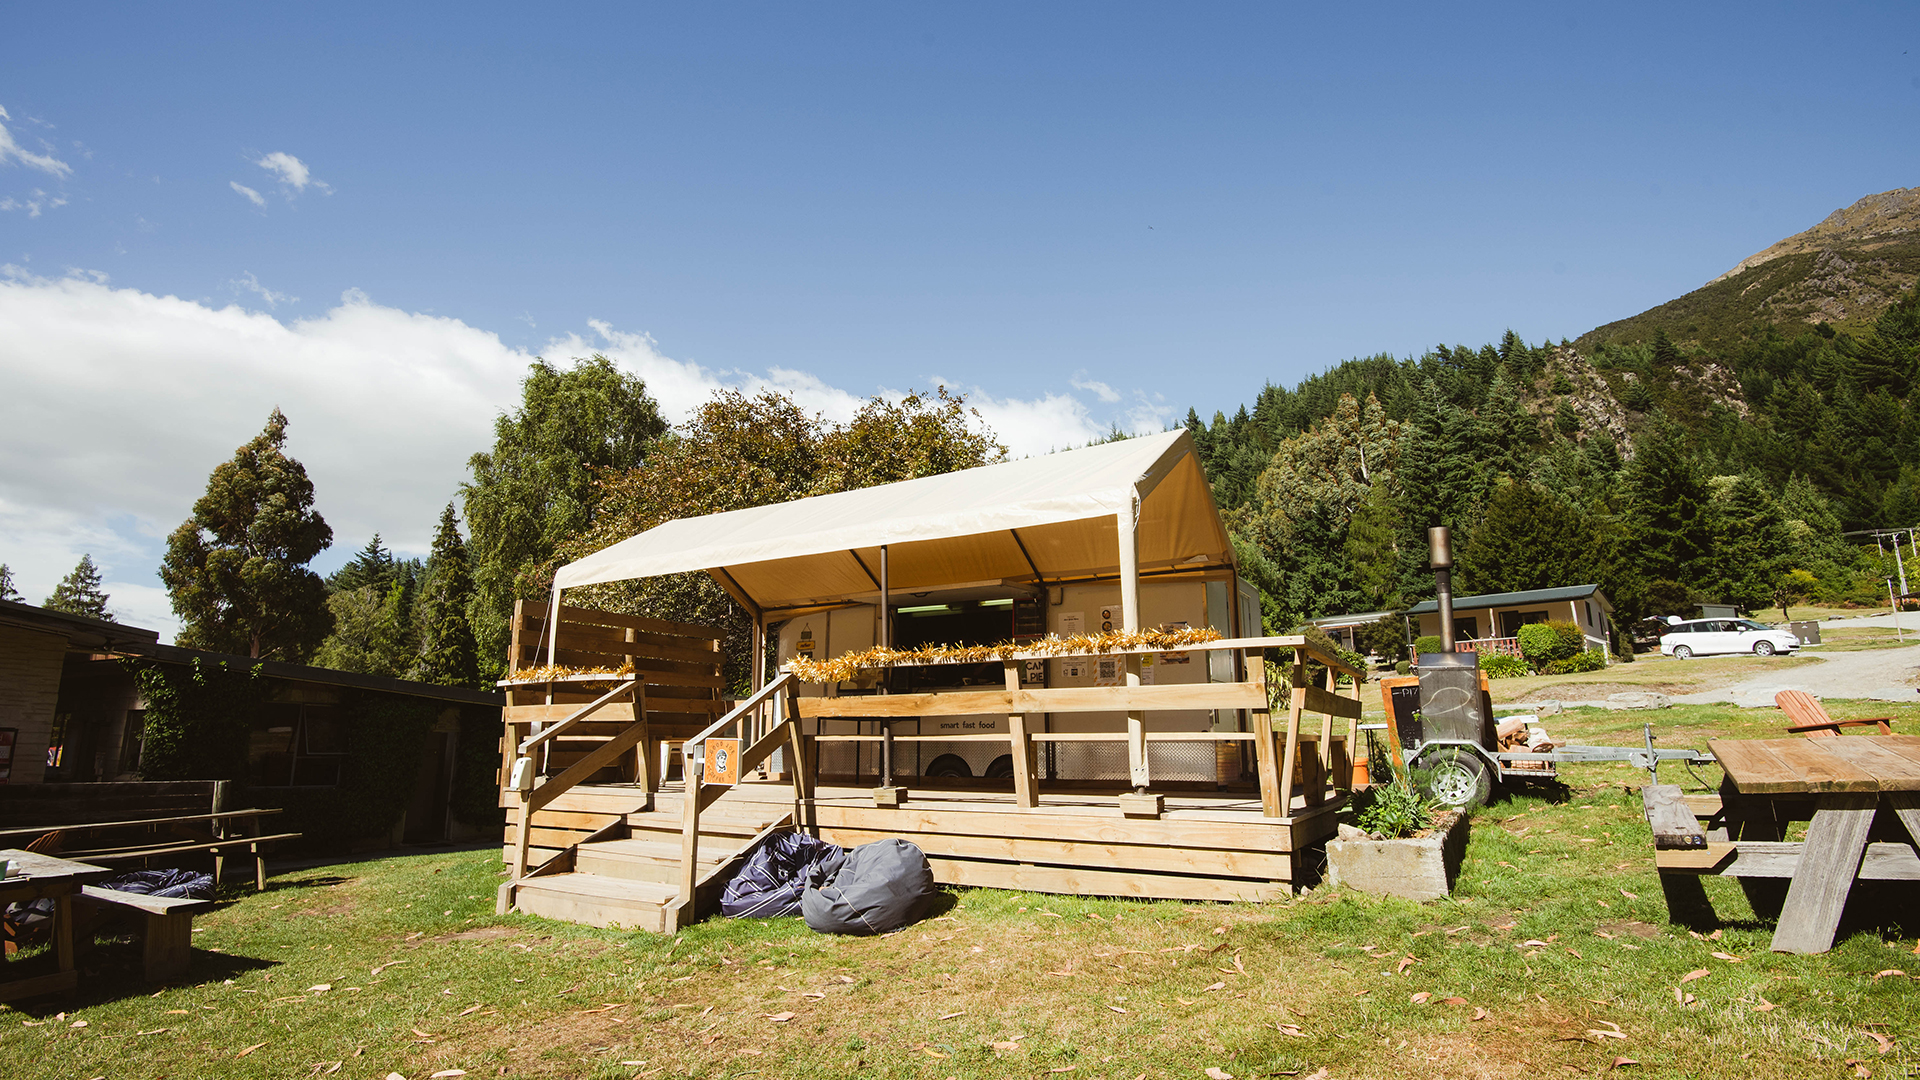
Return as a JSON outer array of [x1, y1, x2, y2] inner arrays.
[[1889, 579, 1906, 643]]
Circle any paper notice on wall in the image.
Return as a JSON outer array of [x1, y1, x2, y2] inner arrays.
[[1094, 656, 1121, 686], [1060, 657, 1087, 679], [1023, 658, 1046, 685], [1060, 611, 1084, 636], [1139, 654, 1157, 685]]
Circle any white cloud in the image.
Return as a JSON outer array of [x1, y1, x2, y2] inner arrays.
[[0, 107, 72, 179], [254, 151, 330, 195], [0, 279, 1134, 640], [230, 181, 265, 207], [1070, 371, 1122, 404], [230, 271, 295, 309]]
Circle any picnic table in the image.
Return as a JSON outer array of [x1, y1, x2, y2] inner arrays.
[[0, 850, 114, 1001], [1653, 735, 1920, 954], [0, 807, 298, 891]]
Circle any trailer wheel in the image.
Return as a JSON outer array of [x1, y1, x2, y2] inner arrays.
[[983, 755, 1015, 780], [1417, 749, 1492, 809], [924, 753, 972, 779]]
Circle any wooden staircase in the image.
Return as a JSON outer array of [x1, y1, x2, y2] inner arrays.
[[511, 787, 792, 932]]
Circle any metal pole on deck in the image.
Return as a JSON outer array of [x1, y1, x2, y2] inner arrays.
[[880, 544, 893, 789], [1429, 527, 1455, 652]]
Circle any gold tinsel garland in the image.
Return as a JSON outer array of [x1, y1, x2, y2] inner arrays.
[[785, 625, 1223, 684], [501, 625, 1226, 687]]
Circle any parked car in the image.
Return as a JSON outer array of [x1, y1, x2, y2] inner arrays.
[[1658, 617, 1801, 659]]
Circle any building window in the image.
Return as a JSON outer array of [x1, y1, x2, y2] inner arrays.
[[118, 710, 146, 776], [250, 703, 346, 787], [1584, 601, 1594, 626]]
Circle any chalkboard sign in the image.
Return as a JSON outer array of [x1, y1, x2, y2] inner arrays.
[[1378, 676, 1421, 768]]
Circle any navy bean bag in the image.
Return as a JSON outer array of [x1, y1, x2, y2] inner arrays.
[[720, 832, 846, 919]]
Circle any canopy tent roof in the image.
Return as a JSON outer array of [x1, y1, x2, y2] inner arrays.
[[551, 429, 1233, 616]]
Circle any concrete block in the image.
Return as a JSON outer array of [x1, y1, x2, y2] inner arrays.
[[1325, 812, 1468, 902]]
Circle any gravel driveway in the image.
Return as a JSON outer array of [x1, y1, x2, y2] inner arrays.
[[1672, 641, 1920, 705]]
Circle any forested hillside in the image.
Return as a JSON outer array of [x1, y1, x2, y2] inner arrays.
[[1185, 281, 1920, 641]]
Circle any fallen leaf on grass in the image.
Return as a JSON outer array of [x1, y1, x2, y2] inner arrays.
[[1862, 1029, 1894, 1054], [1443, 997, 1468, 1006], [70, 1019, 89, 1028], [1108, 1005, 1128, 1014], [1711, 951, 1742, 963], [921, 1046, 948, 1059], [1611, 1057, 1639, 1069], [456, 1004, 485, 1017], [1678, 969, 1709, 984], [1205, 1069, 1234, 1080], [938, 1011, 965, 1020], [370, 961, 409, 976], [991, 1041, 1023, 1052], [1203, 982, 1227, 992], [1672, 989, 1696, 1006], [1751, 997, 1776, 1012], [1177, 998, 1196, 1005], [1396, 955, 1419, 973], [307, 984, 332, 993], [1046, 970, 1074, 978], [430, 1072, 467, 1078], [1275, 1023, 1307, 1038], [1619, 889, 1637, 899], [1471, 1007, 1490, 1021], [1410, 992, 1432, 1004], [1844, 1060, 1871, 1079], [764, 1012, 796, 1023], [135, 1028, 169, 1036], [411, 1028, 437, 1040], [237, 1043, 267, 1058], [1213, 926, 1228, 935], [1049, 1068, 1076, 1074], [1566, 949, 1584, 959], [1871, 969, 1906, 980], [1522, 940, 1550, 949], [1588, 1020, 1625, 1040]]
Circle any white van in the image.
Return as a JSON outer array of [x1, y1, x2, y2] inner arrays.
[[1658, 617, 1800, 659]]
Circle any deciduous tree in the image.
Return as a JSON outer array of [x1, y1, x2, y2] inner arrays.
[[464, 356, 667, 679]]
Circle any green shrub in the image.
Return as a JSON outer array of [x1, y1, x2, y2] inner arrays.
[[1414, 634, 1444, 657], [1357, 614, 1409, 660], [1479, 652, 1526, 678], [1543, 648, 1607, 675], [1394, 659, 1412, 675], [1517, 620, 1584, 668], [1293, 624, 1367, 685], [127, 657, 265, 781]]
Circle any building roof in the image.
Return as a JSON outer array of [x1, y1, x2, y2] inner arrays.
[[552, 429, 1233, 615], [1405, 584, 1606, 615], [114, 640, 503, 707], [1306, 610, 1396, 630], [0, 598, 161, 651]]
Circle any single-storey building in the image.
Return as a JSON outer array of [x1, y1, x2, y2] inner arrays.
[[1, 597, 503, 845], [1406, 584, 1614, 662], [1303, 609, 1396, 656]]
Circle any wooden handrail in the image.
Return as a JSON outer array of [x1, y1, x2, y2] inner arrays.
[[684, 671, 796, 752], [517, 676, 640, 755]]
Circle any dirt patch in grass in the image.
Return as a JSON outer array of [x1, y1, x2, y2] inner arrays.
[[1596, 920, 1664, 939]]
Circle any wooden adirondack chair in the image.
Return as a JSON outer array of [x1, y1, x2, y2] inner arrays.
[[1774, 689, 1895, 737]]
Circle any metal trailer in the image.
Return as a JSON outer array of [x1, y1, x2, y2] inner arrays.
[[1399, 652, 1713, 808]]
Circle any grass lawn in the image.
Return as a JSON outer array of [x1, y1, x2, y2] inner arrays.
[[6, 706, 1919, 1079], [1814, 626, 1920, 653]]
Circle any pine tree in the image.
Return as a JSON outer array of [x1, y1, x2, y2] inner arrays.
[[416, 503, 479, 688], [0, 563, 18, 601], [1459, 482, 1594, 595], [45, 554, 111, 620], [328, 534, 395, 594], [161, 409, 333, 660], [1708, 475, 1793, 614]]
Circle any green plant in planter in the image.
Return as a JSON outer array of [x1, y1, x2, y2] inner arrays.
[[1353, 760, 1441, 839]]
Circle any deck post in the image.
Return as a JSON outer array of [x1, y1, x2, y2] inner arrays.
[[1248, 648, 1283, 817], [1277, 649, 1307, 813], [1117, 496, 1149, 792], [677, 756, 704, 921], [511, 787, 534, 884], [1004, 660, 1039, 809]]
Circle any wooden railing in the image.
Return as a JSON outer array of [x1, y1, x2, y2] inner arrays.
[[676, 672, 809, 919], [795, 636, 1363, 818], [1456, 637, 1522, 658]]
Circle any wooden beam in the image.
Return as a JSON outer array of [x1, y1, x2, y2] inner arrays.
[[528, 721, 652, 812], [798, 682, 1268, 718], [1005, 661, 1038, 809], [1297, 683, 1363, 720], [1772, 793, 1877, 954]]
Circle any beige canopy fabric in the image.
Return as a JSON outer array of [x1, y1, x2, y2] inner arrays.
[[551, 428, 1233, 615]]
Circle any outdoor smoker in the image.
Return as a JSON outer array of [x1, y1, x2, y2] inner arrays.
[[1404, 527, 1713, 807]]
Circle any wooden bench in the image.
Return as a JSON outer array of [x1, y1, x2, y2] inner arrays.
[[1775, 689, 1894, 737], [73, 886, 214, 982], [0, 809, 298, 891]]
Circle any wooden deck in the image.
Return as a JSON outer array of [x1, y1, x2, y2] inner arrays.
[[495, 605, 1363, 931]]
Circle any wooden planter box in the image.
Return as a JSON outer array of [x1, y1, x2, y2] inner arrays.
[[1325, 810, 1468, 901]]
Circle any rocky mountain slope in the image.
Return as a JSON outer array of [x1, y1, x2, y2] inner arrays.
[[1578, 187, 1920, 351]]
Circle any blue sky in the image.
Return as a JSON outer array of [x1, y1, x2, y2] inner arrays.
[[2, 3, 1917, 635]]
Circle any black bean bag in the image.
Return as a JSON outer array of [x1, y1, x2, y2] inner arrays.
[[801, 838, 935, 935], [720, 832, 846, 919]]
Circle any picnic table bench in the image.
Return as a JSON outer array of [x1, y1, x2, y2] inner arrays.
[[0, 808, 300, 891], [1646, 733, 1920, 954], [72, 886, 216, 982]]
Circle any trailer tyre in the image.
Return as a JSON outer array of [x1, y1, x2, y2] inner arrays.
[[924, 754, 972, 779], [1418, 749, 1492, 809]]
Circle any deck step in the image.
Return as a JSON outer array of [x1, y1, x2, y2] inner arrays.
[[575, 836, 744, 882], [514, 872, 678, 931]]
